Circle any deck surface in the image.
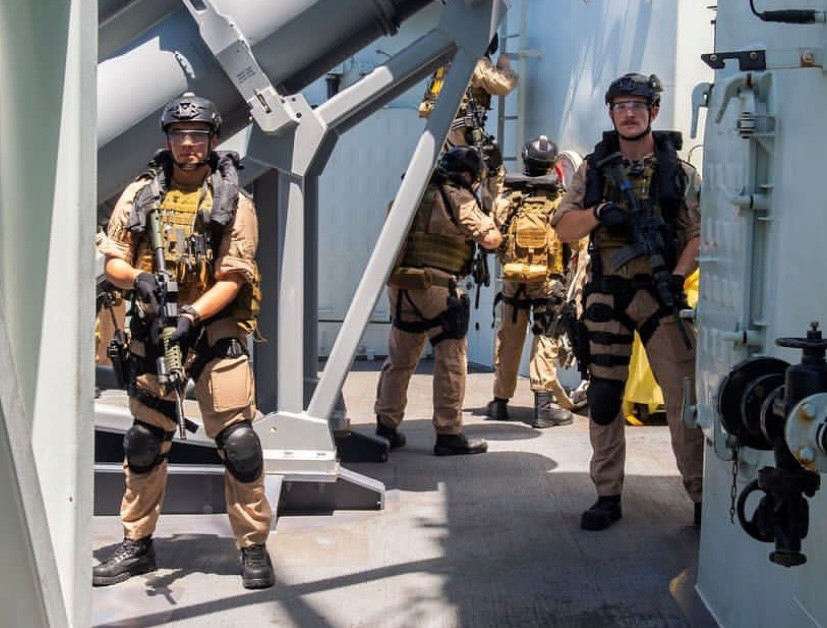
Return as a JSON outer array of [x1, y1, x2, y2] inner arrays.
[[93, 360, 716, 627]]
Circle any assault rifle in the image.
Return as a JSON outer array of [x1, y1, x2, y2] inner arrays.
[[147, 208, 194, 439], [452, 91, 497, 178], [597, 151, 692, 348]]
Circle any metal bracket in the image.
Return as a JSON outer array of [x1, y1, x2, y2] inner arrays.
[[690, 82, 711, 139], [181, 0, 300, 135], [702, 49, 767, 71]]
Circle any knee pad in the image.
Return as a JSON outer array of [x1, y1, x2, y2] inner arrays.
[[587, 377, 625, 426], [216, 421, 263, 483], [124, 421, 166, 474]]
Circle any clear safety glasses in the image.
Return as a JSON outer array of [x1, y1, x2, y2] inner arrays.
[[167, 129, 212, 145], [609, 101, 649, 114]]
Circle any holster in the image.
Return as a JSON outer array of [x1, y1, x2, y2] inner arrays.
[[107, 329, 133, 390], [437, 293, 470, 341]]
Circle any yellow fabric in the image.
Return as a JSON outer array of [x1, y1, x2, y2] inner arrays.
[[623, 269, 699, 424]]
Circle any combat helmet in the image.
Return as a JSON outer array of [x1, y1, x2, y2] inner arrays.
[[439, 146, 485, 183], [521, 135, 558, 175], [604, 73, 663, 107], [161, 92, 222, 134]]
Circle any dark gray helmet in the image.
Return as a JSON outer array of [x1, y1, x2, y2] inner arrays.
[[604, 73, 662, 107], [521, 135, 558, 172], [161, 92, 222, 133], [439, 146, 484, 182]]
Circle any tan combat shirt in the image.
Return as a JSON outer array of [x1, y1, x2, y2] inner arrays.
[[552, 157, 701, 279]]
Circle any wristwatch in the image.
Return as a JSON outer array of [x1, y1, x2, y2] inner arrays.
[[180, 304, 201, 325]]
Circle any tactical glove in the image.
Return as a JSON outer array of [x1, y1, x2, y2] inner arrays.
[[482, 138, 503, 171], [593, 202, 630, 236], [168, 315, 193, 345], [133, 272, 161, 316]]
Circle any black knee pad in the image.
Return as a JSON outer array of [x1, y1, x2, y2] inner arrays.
[[216, 421, 263, 483], [124, 421, 165, 474], [588, 377, 625, 425]]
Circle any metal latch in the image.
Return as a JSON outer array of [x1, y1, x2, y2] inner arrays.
[[181, 0, 300, 135]]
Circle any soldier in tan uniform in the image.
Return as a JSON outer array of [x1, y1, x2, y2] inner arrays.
[[374, 147, 502, 455], [419, 35, 518, 210], [487, 136, 581, 428], [93, 94, 274, 588], [552, 74, 704, 530]]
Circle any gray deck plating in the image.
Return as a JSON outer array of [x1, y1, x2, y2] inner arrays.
[[93, 362, 716, 627]]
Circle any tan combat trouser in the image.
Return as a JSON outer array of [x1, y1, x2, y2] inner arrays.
[[493, 278, 574, 407], [121, 331, 272, 548], [374, 284, 466, 435], [585, 286, 703, 502]]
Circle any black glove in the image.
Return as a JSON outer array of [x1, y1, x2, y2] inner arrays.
[[593, 202, 630, 236], [133, 272, 161, 316], [168, 315, 194, 345], [481, 139, 503, 172], [668, 273, 689, 310]]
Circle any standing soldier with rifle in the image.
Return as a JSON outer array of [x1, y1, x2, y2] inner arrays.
[[487, 136, 584, 428], [374, 147, 502, 456], [94, 93, 274, 588], [552, 74, 704, 531]]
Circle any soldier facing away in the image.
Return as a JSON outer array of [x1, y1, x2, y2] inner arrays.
[[552, 74, 704, 530], [374, 147, 502, 455], [94, 93, 275, 588], [487, 136, 585, 428]]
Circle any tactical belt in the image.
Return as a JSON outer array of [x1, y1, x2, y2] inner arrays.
[[392, 286, 464, 346], [188, 336, 248, 383], [129, 387, 199, 433], [493, 282, 563, 325]]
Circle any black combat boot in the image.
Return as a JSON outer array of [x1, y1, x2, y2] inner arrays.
[[376, 416, 406, 449], [92, 536, 156, 586], [434, 433, 488, 456], [485, 397, 510, 421], [531, 392, 574, 428], [580, 495, 622, 530], [241, 544, 275, 589]]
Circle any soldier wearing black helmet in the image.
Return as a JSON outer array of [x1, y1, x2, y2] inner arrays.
[[552, 74, 704, 530], [94, 93, 275, 588], [487, 136, 585, 427], [374, 146, 502, 455]]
